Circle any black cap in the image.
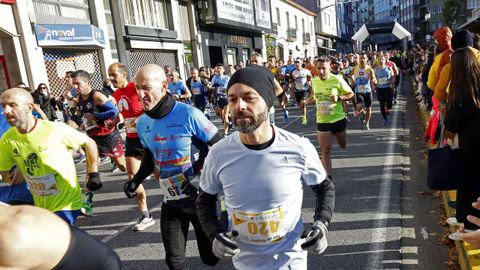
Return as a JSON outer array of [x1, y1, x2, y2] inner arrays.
[[227, 65, 275, 109]]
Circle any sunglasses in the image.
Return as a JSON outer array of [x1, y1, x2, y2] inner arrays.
[[40, 86, 47, 89]]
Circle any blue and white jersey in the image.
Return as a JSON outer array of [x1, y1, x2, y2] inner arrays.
[[168, 81, 188, 96], [137, 102, 218, 204], [211, 75, 230, 99], [200, 126, 326, 269], [189, 78, 207, 98], [375, 66, 392, 88], [352, 66, 374, 93]]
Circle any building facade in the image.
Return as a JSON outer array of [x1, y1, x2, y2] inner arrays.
[[108, 0, 188, 80], [270, 0, 316, 60], [194, 0, 270, 68], [0, 0, 112, 95]]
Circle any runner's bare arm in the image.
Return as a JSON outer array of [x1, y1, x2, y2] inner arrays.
[[0, 204, 70, 270], [83, 136, 99, 174]]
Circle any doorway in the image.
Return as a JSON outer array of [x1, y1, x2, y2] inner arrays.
[[208, 46, 223, 67], [0, 56, 10, 91]]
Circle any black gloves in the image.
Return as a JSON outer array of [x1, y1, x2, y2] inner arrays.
[[86, 172, 102, 191], [180, 179, 199, 199]]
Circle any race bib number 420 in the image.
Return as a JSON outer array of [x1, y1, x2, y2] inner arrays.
[[232, 208, 286, 245], [25, 174, 59, 197], [159, 173, 189, 201]]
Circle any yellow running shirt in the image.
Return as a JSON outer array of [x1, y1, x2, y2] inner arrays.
[[312, 74, 353, 124], [0, 120, 86, 212]]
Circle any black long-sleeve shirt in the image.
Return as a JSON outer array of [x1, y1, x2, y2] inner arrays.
[[445, 104, 480, 146]]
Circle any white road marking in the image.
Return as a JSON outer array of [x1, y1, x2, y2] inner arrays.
[[101, 201, 163, 243], [366, 80, 402, 269], [420, 227, 429, 240]]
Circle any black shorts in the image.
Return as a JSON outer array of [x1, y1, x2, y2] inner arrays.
[[355, 92, 373, 108], [294, 90, 309, 104], [217, 98, 228, 109], [377, 87, 393, 106], [317, 118, 347, 134], [125, 137, 145, 157], [91, 129, 124, 158], [70, 115, 83, 127]]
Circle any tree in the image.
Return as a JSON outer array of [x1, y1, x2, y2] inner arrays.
[[443, 0, 462, 29], [265, 35, 276, 58]]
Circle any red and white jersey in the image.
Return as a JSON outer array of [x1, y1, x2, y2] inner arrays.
[[112, 82, 144, 138]]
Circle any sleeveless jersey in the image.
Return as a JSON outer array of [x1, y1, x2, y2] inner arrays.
[[375, 67, 392, 88], [352, 66, 373, 93], [78, 90, 115, 137]]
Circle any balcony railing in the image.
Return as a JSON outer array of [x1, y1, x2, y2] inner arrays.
[[287, 28, 297, 41]]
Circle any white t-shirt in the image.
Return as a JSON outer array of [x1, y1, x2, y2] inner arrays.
[[292, 69, 312, 91], [200, 126, 326, 269]]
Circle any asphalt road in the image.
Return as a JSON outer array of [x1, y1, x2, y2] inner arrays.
[[75, 75, 450, 270]]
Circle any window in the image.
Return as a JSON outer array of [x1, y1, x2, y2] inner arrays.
[[123, 0, 170, 29], [33, 0, 90, 21], [276, 7, 281, 26], [302, 18, 305, 33], [294, 15, 298, 30], [286, 11, 290, 28], [227, 48, 237, 66], [468, 0, 479, 9], [286, 12, 290, 28]]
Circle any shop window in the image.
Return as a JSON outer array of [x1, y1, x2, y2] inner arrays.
[[123, 0, 170, 29], [227, 48, 237, 66], [241, 49, 249, 65]]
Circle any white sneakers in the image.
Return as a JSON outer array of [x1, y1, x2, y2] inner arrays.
[[447, 217, 463, 227], [132, 215, 155, 231]]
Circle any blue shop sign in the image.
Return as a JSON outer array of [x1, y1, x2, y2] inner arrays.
[[35, 24, 105, 48]]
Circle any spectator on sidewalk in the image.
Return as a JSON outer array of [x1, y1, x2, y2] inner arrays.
[[445, 47, 480, 231]]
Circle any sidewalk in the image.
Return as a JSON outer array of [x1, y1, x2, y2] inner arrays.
[[412, 77, 479, 270]]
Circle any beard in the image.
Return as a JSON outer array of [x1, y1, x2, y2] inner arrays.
[[232, 107, 269, 133]]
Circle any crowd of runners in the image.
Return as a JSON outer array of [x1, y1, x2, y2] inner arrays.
[[1, 31, 480, 268]]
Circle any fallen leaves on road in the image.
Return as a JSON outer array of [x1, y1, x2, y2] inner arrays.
[[417, 191, 433, 195]]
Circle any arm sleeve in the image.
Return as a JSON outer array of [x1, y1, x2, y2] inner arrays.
[[132, 148, 155, 184], [93, 101, 118, 120], [301, 138, 327, 186], [207, 132, 223, 146], [196, 189, 222, 242], [433, 64, 450, 101], [311, 177, 335, 228]]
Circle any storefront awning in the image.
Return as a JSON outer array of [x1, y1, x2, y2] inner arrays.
[[35, 24, 105, 48]]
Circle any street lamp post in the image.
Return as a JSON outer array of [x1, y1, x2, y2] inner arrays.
[[424, 10, 431, 43]]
